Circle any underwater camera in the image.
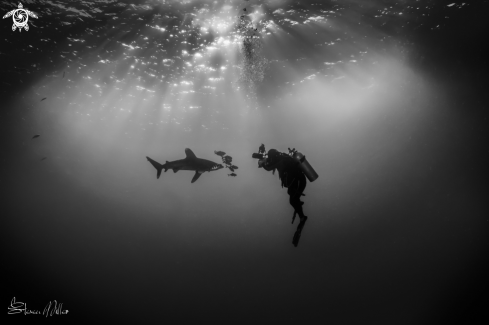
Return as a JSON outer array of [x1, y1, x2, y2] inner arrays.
[[251, 143, 267, 159]]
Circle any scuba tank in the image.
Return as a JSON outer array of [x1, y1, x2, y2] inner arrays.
[[289, 149, 319, 182]]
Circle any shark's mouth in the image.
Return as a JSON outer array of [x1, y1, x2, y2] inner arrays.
[[211, 164, 224, 171]]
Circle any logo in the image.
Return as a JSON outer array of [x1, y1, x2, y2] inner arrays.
[[3, 2, 38, 32], [8, 297, 69, 316]]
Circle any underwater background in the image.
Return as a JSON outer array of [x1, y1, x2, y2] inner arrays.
[[2, 0, 488, 323]]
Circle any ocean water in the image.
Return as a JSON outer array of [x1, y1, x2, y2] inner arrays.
[[2, 0, 488, 323]]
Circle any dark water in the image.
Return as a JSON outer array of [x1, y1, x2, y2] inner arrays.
[[2, 0, 488, 323]]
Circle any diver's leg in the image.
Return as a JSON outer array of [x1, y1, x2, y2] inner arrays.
[[288, 178, 305, 219], [291, 174, 308, 246], [290, 174, 307, 219]]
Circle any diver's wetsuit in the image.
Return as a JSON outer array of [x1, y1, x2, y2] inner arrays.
[[263, 149, 307, 219]]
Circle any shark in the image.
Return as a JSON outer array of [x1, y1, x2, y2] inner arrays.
[[146, 148, 224, 183]]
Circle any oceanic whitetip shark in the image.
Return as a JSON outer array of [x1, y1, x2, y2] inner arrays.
[[146, 148, 224, 183]]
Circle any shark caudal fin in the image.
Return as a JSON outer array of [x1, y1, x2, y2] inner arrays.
[[146, 156, 165, 179]]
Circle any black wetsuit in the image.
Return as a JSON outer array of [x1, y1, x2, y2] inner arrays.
[[263, 149, 307, 218]]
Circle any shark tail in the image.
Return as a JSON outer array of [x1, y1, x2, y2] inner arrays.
[[146, 156, 165, 179]]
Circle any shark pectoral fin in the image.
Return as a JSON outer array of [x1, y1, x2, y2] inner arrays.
[[173, 168, 179, 173], [191, 171, 203, 183]]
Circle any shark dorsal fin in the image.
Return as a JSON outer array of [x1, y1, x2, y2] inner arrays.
[[185, 148, 197, 159]]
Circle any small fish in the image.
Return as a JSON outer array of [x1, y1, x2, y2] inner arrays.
[[231, 165, 238, 170], [214, 150, 226, 157], [41, 97, 46, 101], [228, 167, 235, 172], [32, 134, 40, 139], [41, 157, 47, 161], [228, 173, 237, 177]]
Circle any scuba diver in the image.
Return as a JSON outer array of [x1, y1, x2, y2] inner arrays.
[[253, 144, 319, 247]]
